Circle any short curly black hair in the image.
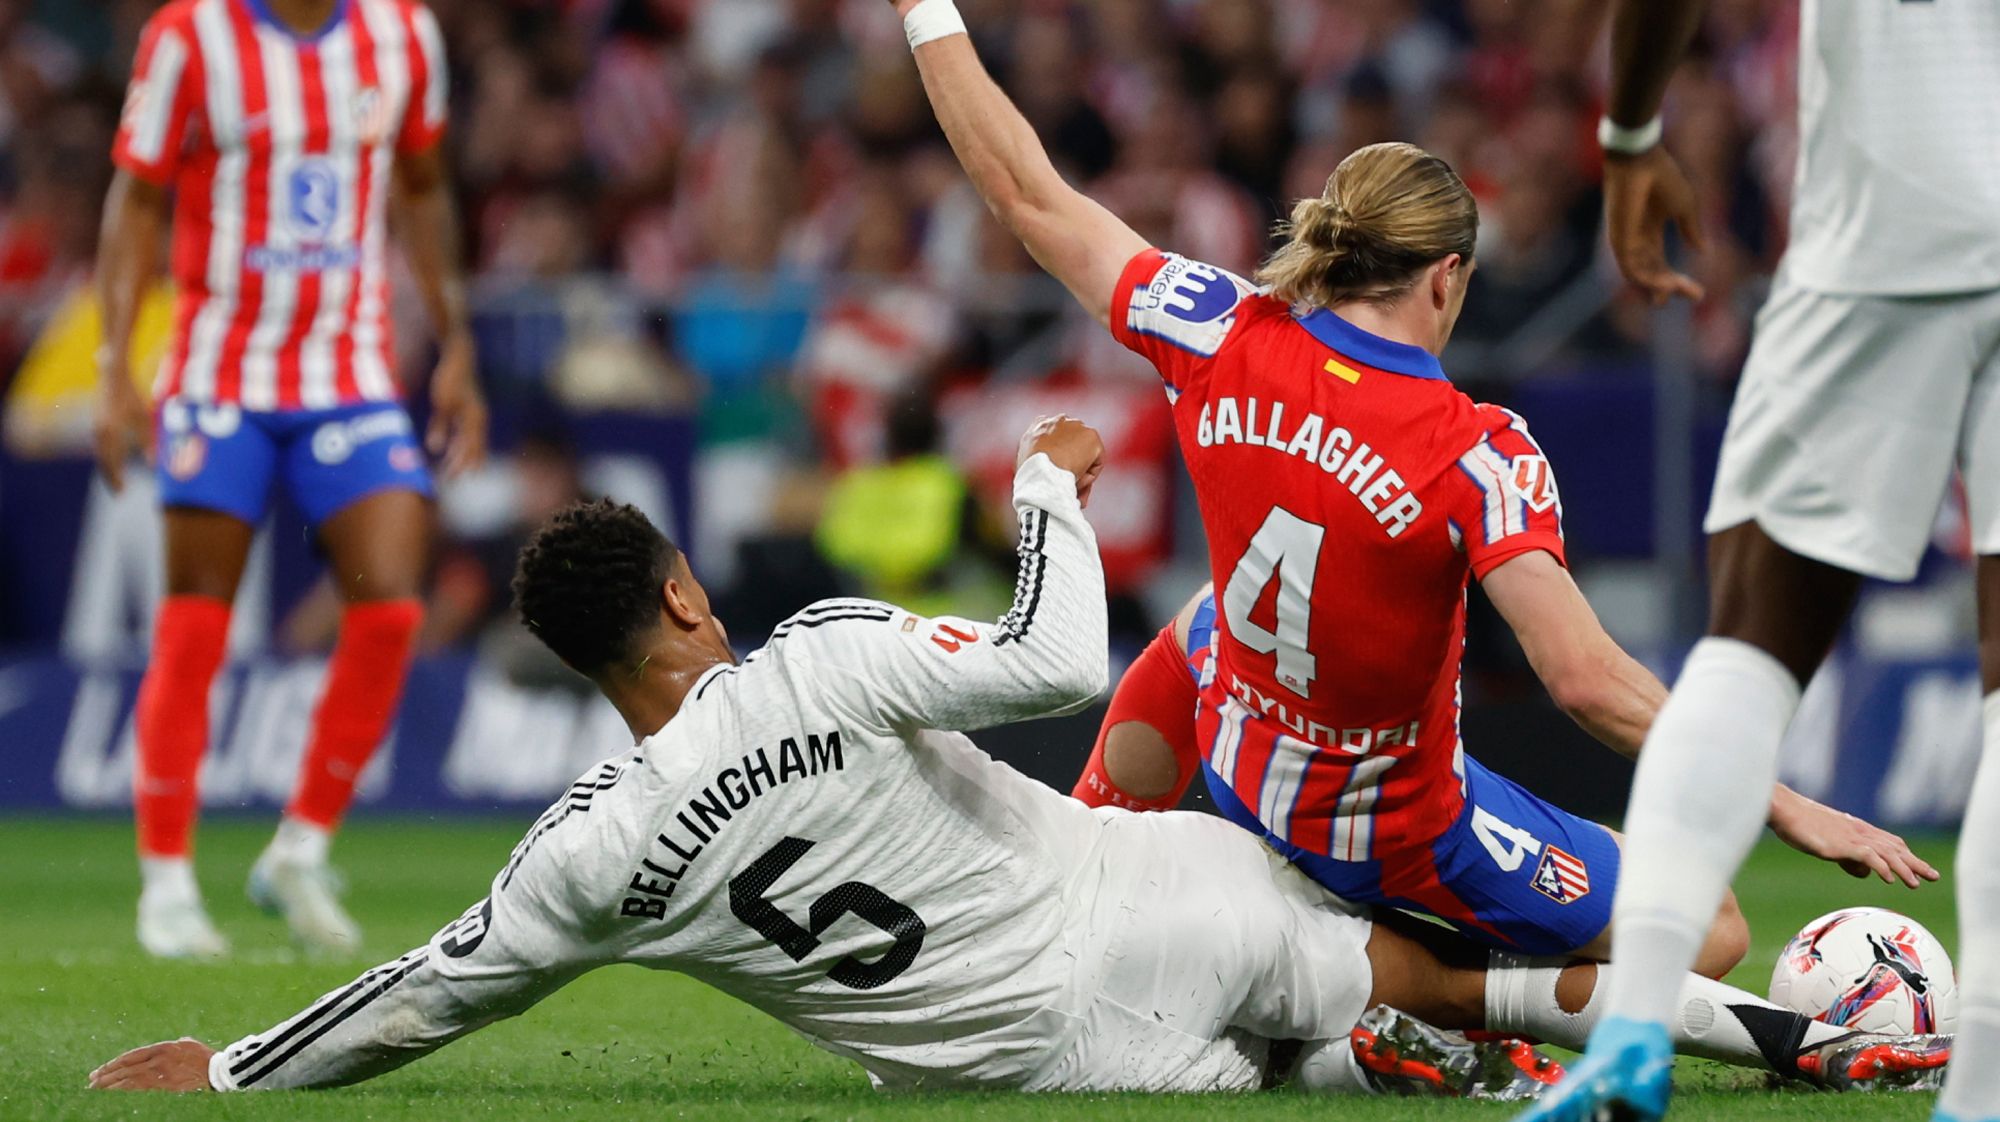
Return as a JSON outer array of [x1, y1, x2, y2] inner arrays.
[[513, 499, 682, 675]]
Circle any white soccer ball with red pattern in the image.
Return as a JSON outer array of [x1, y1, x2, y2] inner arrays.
[[1767, 907, 1957, 1035]]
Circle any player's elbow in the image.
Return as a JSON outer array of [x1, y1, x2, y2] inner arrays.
[[105, 171, 170, 231], [989, 190, 1058, 246], [1031, 646, 1107, 715], [1543, 662, 1617, 728]]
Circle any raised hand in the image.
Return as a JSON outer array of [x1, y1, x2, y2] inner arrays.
[[1018, 414, 1105, 508]]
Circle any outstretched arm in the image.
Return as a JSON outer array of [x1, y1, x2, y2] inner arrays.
[[90, 929, 585, 1091], [1481, 550, 1937, 887], [896, 0, 1147, 326], [92, 821, 605, 1092]]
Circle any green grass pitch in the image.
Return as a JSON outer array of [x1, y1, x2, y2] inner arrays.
[[0, 816, 1960, 1120]]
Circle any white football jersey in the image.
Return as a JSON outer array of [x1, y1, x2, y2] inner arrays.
[[208, 455, 1117, 1092], [1785, 0, 2000, 294]]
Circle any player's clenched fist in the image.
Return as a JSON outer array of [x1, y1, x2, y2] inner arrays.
[[89, 1037, 215, 1092], [1018, 415, 1104, 508]]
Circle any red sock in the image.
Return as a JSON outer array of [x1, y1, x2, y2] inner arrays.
[[1072, 623, 1203, 811], [135, 595, 233, 858], [286, 599, 422, 831]]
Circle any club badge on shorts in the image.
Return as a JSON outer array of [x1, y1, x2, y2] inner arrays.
[[166, 433, 207, 481], [1532, 844, 1590, 904]]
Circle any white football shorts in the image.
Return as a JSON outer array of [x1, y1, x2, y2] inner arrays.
[[1706, 272, 2000, 580], [1026, 811, 1375, 1093]]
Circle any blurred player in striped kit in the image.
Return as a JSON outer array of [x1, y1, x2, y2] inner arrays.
[[93, 0, 486, 959], [1524, 2, 2000, 1120]]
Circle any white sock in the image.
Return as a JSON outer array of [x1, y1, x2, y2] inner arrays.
[[266, 817, 332, 867], [139, 856, 200, 902], [1602, 637, 1800, 1026], [1485, 953, 1847, 1073], [1939, 691, 2000, 1120], [1290, 1036, 1368, 1094]]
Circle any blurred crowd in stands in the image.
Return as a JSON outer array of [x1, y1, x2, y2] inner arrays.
[[0, 0, 1809, 652]]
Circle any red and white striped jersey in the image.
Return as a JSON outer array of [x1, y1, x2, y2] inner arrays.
[[113, 0, 448, 411], [1113, 248, 1568, 863]]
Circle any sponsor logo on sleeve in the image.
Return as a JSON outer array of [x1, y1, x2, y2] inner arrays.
[[1508, 454, 1559, 514], [929, 623, 980, 654], [1128, 255, 1252, 358]]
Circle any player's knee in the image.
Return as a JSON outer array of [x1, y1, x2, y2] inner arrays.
[[1696, 894, 1751, 979], [165, 571, 240, 600], [1103, 722, 1181, 800], [1976, 555, 2000, 692], [335, 571, 423, 603]]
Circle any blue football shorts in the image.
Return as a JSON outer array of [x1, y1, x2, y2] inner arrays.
[[154, 398, 434, 528], [1186, 591, 1620, 956]]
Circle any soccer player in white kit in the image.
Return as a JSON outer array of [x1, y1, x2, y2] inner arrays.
[[1522, 2, 2000, 1120], [86, 420, 1950, 1099]]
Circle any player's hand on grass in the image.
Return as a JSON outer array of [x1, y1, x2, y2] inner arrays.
[[1603, 146, 1707, 306], [88, 1037, 215, 1092], [427, 330, 488, 479], [91, 353, 154, 493], [1019, 414, 1104, 508], [1769, 786, 1940, 888]]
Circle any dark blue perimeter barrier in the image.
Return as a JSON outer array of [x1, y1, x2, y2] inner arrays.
[[0, 648, 1978, 829]]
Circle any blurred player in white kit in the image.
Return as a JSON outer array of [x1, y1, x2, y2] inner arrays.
[[1524, 2, 2000, 1120], [85, 417, 1943, 1099]]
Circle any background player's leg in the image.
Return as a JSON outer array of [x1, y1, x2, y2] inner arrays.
[[254, 489, 428, 953], [1936, 553, 2000, 1120], [135, 508, 256, 958], [1597, 522, 1861, 1027]]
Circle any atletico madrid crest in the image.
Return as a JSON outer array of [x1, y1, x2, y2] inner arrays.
[[166, 433, 208, 481], [1532, 844, 1590, 904], [350, 87, 390, 144]]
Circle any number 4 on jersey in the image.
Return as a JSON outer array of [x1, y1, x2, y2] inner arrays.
[[1223, 507, 1326, 698]]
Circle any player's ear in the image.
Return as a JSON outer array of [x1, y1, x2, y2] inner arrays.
[[661, 553, 712, 631], [1430, 254, 1462, 310], [662, 577, 704, 629]]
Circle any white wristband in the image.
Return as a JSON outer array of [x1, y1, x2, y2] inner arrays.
[[904, 0, 968, 50], [1597, 114, 1663, 156]]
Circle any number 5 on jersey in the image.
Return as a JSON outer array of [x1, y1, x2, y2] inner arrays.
[[728, 837, 927, 991], [1224, 507, 1326, 698]]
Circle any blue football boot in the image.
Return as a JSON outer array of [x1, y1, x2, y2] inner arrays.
[[1511, 1017, 1672, 1122]]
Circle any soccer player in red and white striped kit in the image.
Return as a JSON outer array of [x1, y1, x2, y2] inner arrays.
[[92, 0, 486, 958]]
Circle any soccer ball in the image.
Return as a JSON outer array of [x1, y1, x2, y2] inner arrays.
[[1767, 907, 1957, 1034]]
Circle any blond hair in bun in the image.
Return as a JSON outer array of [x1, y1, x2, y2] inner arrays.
[[1256, 141, 1478, 308]]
